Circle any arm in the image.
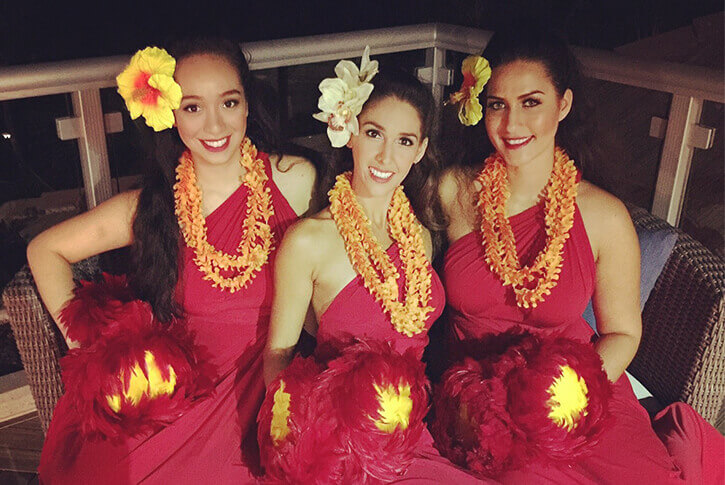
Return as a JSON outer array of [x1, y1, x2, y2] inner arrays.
[[263, 221, 317, 386], [586, 193, 642, 382], [26, 190, 138, 348]]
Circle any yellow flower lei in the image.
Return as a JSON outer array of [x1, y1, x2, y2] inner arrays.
[[174, 137, 274, 292], [477, 148, 578, 308], [328, 172, 433, 336]]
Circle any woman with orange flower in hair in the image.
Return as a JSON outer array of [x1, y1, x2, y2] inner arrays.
[[262, 49, 491, 483], [436, 26, 723, 484], [27, 39, 316, 483]]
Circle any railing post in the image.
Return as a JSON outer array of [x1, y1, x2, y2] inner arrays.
[[71, 89, 113, 209], [418, 47, 452, 106], [651, 95, 704, 226]]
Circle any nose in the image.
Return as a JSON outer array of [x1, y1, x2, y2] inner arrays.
[[375, 139, 394, 166], [204, 106, 224, 134], [503, 105, 522, 131]]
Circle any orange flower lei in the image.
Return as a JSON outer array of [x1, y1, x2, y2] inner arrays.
[[174, 137, 274, 292], [477, 147, 578, 308], [328, 172, 433, 336]]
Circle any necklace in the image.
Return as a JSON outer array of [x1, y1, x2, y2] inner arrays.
[[328, 172, 433, 336], [477, 148, 578, 308], [174, 137, 274, 292]]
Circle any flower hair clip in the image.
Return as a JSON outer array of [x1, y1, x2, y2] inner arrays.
[[313, 46, 379, 147], [116, 47, 182, 132], [448, 55, 491, 126]]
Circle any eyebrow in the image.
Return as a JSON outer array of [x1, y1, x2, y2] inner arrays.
[[362, 120, 419, 139], [486, 90, 545, 100], [180, 89, 243, 101]]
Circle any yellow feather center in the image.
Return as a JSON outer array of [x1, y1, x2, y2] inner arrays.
[[546, 365, 589, 431], [106, 351, 177, 412], [372, 382, 413, 433], [270, 380, 291, 445]]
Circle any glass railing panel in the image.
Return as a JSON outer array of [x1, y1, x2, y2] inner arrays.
[[572, 78, 672, 210], [100, 87, 145, 193], [0, 93, 83, 285], [680, 100, 723, 258], [258, 50, 428, 152]]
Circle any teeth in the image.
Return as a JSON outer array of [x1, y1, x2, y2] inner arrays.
[[370, 167, 394, 179], [505, 137, 530, 145], [203, 137, 228, 147]]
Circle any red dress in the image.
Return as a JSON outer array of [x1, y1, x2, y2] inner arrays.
[[39, 154, 298, 484], [442, 203, 724, 484], [317, 243, 495, 484]]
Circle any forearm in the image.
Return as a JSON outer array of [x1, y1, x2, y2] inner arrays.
[[594, 332, 640, 382], [263, 347, 295, 387], [26, 239, 78, 348]]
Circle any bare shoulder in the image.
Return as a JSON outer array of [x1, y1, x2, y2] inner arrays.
[[271, 153, 317, 186], [439, 166, 475, 210], [270, 154, 317, 216], [279, 208, 335, 255], [578, 181, 631, 226], [578, 181, 636, 256]]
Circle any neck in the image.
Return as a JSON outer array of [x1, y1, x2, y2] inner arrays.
[[355, 191, 394, 228], [193, 155, 245, 193], [505, 147, 556, 210]]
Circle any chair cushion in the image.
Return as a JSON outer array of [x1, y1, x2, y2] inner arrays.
[[583, 225, 678, 328]]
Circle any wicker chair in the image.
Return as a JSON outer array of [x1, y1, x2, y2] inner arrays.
[[3, 209, 724, 435], [2, 256, 100, 434]]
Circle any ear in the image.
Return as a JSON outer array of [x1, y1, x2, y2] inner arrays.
[[413, 137, 429, 165], [558, 88, 573, 122]]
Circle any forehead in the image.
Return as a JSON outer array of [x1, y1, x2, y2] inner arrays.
[[359, 96, 423, 135], [174, 54, 243, 93], [487, 59, 556, 96]]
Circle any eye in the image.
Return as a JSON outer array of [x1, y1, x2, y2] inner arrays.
[[365, 129, 382, 139], [486, 100, 505, 111], [182, 104, 200, 113], [398, 137, 414, 147], [523, 97, 541, 108], [223, 98, 240, 109]]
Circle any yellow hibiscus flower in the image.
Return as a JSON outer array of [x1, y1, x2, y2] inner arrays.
[[116, 47, 182, 132], [449, 55, 491, 126]]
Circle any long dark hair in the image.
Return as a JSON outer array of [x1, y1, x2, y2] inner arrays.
[[129, 38, 281, 322], [445, 25, 596, 174], [329, 70, 447, 255]]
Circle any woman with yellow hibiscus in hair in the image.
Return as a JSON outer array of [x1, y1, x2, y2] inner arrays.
[[437, 25, 723, 484], [29, 39, 316, 483]]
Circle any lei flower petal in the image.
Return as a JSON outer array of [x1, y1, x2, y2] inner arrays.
[[328, 172, 433, 335], [116, 47, 182, 132], [449, 55, 492, 126], [477, 148, 578, 308], [313, 46, 378, 147]]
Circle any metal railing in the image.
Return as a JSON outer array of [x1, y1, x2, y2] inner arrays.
[[0, 23, 721, 225]]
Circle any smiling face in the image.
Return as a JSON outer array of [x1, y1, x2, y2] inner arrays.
[[173, 54, 248, 168], [484, 59, 572, 169], [347, 96, 429, 198]]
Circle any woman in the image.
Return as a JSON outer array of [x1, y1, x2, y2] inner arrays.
[[28, 38, 316, 483], [439, 28, 723, 484], [263, 60, 490, 483]]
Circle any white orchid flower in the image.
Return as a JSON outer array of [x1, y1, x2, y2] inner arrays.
[[313, 46, 378, 147]]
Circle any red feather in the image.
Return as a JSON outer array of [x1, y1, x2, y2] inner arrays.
[[258, 339, 430, 484], [58, 277, 215, 443], [431, 329, 613, 478], [59, 273, 137, 346]]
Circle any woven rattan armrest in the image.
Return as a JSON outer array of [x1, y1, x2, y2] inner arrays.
[[1, 257, 100, 434], [627, 206, 724, 431]]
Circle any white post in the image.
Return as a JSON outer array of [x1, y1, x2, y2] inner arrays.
[[71, 89, 113, 209]]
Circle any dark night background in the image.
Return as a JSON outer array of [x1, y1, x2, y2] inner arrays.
[[0, 0, 723, 65]]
